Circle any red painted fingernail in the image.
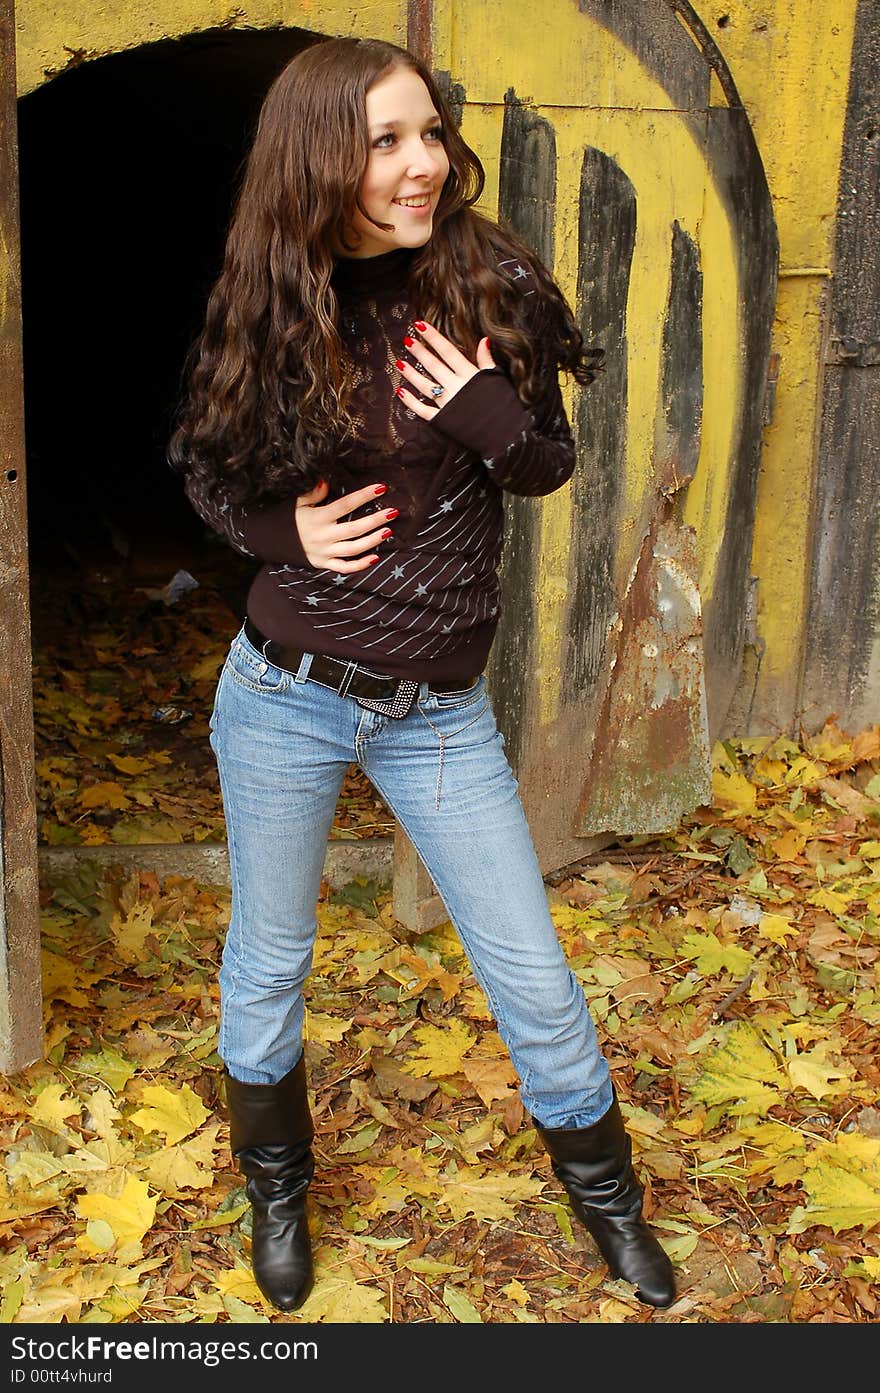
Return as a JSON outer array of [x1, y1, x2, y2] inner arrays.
[[368, 556, 380, 565], [414, 321, 427, 331], [403, 336, 414, 347], [385, 508, 399, 520], [374, 484, 388, 495], [396, 386, 405, 397], [380, 529, 393, 540], [395, 359, 406, 371]]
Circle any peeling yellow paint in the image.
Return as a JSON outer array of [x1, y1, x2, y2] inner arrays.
[[16, 1, 407, 96], [707, 1, 859, 722], [747, 275, 827, 680]]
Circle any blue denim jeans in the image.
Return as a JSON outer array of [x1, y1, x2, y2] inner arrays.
[[209, 624, 613, 1129]]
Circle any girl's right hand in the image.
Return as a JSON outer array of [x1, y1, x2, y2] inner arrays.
[[294, 480, 397, 572]]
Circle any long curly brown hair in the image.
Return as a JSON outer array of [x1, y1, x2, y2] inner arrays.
[[168, 36, 602, 505]]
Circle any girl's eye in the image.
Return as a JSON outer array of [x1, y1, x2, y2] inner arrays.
[[372, 127, 443, 150]]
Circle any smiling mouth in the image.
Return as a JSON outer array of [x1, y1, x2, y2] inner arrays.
[[393, 195, 431, 207]]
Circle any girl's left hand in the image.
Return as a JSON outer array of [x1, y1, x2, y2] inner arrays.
[[395, 322, 496, 420]]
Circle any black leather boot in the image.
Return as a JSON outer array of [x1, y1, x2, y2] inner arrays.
[[224, 1054, 315, 1312], [535, 1093, 676, 1308]]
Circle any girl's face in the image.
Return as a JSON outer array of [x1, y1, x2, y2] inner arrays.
[[346, 66, 450, 258]]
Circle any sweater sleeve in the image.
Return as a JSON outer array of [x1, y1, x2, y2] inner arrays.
[[183, 473, 310, 567], [428, 365, 575, 497]]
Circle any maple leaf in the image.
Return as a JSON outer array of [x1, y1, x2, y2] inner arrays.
[[852, 726, 880, 763], [79, 781, 131, 811], [305, 1010, 353, 1045], [40, 950, 91, 1009], [806, 724, 854, 766], [808, 885, 856, 915], [215, 1266, 271, 1311], [107, 753, 170, 776], [76, 1174, 157, 1253], [111, 815, 186, 845], [770, 826, 808, 860], [461, 1054, 518, 1107], [438, 1166, 545, 1223], [457, 1116, 502, 1163], [128, 1083, 209, 1145], [300, 1253, 388, 1322], [689, 1022, 785, 1114], [757, 913, 798, 945], [65, 1131, 135, 1175], [712, 764, 758, 817], [789, 1134, 880, 1234], [30, 1083, 82, 1132], [738, 1120, 809, 1185], [355, 1169, 419, 1217], [75, 1045, 137, 1094], [403, 1019, 477, 1078], [15, 1282, 84, 1324], [190, 651, 228, 682], [6, 1150, 66, 1189], [137, 1126, 220, 1194], [503, 1278, 531, 1307], [111, 902, 155, 963], [787, 1042, 855, 1100], [0, 1175, 62, 1223], [681, 931, 756, 977], [117, 1028, 174, 1072]]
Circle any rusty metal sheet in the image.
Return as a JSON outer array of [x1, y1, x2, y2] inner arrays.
[[574, 516, 712, 835]]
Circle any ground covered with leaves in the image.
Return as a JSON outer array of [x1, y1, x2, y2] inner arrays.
[[31, 555, 394, 847], [3, 713, 880, 1324]]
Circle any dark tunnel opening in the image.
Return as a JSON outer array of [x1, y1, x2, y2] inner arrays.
[[17, 25, 396, 858], [17, 26, 322, 588]]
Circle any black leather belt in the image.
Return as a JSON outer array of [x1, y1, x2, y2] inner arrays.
[[244, 618, 476, 700]]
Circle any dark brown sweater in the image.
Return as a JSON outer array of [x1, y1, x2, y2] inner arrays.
[[184, 246, 576, 681]]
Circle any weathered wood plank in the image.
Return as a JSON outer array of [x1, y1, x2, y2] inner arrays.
[[0, 0, 43, 1074], [486, 88, 557, 777], [802, 0, 880, 732]]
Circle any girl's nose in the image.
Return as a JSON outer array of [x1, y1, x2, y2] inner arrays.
[[405, 143, 442, 179]]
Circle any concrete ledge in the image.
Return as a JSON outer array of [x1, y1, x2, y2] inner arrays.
[[38, 837, 395, 890]]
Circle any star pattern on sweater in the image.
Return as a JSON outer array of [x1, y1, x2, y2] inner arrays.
[[189, 244, 570, 671]]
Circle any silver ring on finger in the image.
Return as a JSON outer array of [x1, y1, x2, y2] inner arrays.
[[430, 384, 444, 398]]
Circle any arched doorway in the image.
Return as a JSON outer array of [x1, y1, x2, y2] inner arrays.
[[18, 27, 323, 577]]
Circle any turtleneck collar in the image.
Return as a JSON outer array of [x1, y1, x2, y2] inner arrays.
[[331, 245, 417, 296]]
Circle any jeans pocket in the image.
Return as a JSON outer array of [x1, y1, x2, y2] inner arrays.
[[429, 675, 487, 711], [224, 629, 290, 695]]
